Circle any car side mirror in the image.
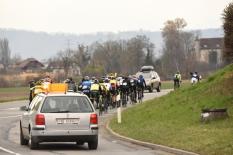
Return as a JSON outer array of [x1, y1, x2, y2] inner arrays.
[[20, 106, 29, 111]]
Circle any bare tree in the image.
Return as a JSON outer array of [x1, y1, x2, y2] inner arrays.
[[161, 18, 196, 78], [58, 49, 74, 77], [73, 44, 90, 70], [11, 53, 22, 65]]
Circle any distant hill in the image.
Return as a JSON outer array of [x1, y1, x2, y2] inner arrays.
[[0, 28, 224, 61]]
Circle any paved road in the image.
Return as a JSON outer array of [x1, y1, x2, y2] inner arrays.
[[0, 89, 173, 155]]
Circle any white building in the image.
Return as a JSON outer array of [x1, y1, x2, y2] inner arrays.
[[195, 38, 224, 65]]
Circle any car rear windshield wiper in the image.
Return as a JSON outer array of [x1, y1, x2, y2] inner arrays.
[[49, 110, 70, 113]]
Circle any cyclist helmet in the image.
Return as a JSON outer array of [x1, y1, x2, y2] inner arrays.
[[84, 76, 89, 80], [104, 78, 109, 83]]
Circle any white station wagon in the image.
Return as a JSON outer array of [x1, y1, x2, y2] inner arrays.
[[20, 92, 98, 150]]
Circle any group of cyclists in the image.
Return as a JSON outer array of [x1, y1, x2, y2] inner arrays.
[[28, 74, 147, 115], [76, 74, 146, 114], [173, 71, 202, 89]]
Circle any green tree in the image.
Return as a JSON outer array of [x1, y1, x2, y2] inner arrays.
[[0, 38, 11, 72], [223, 2, 233, 63], [144, 43, 155, 66]]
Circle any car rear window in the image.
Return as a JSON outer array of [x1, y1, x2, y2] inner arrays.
[[141, 73, 152, 79], [41, 96, 94, 113]]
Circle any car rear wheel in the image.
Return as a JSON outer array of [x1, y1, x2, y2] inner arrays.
[[148, 86, 153, 93], [156, 83, 161, 92], [88, 136, 98, 150], [20, 124, 28, 145], [29, 129, 39, 150]]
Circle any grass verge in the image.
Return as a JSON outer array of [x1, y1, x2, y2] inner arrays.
[[110, 64, 233, 155], [161, 80, 191, 89], [0, 87, 28, 103]]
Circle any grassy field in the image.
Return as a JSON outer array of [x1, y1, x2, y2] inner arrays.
[[110, 64, 233, 155], [0, 87, 28, 102]]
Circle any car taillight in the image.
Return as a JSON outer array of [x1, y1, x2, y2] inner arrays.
[[35, 114, 45, 125], [90, 114, 98, 124]]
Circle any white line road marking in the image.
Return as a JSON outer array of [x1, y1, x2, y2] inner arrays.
[[0, 107, 20, 111], [0, 146, 21, 155], [0, 115, 21, 119]]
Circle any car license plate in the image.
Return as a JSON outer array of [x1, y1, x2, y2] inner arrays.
[[56, 118, 79, 124]]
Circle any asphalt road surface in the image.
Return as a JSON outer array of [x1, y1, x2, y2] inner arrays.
[[0, 89, 173, 155]]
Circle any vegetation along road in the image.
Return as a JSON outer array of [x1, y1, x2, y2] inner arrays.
[[110, 64, 233, 155]]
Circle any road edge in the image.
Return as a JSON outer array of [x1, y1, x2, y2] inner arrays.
[[106, 120, 199, 155]]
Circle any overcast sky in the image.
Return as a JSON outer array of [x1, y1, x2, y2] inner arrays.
[[0, 0, 232, 34]]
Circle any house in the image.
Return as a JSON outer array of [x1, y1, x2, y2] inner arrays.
[[17, 58, 44, 72], [47, 61, 81, 76], [195, 38, 224, 65]]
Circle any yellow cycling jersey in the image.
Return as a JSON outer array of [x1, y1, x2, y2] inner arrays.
[[100, 83, 108, 93], [90, 83, 100, 91]]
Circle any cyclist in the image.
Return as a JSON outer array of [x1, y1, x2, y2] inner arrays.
[[64, 77, 77, 92], [103, 78, 111, 109], [91, 76, 96, 84], [190, 72, 201, 85], [129, 75, 138, 103], [137, 75, 146, 98], [174, 71, 182, 89], [90, 79, 102, 109], [120, 76, 130, 107], [80, 76, 92, 97], [29, 80, 35, 103], [109, 76, 118, 108], [99, 79, 108, 113]]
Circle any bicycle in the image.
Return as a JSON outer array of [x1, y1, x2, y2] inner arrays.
[[137, 87, 143, 103], [174, 79, 181, 90], [90, 91, 99, 109], [129, 90, 137, 104], [98, 95, 104, 116], [121, 91, 127, 107]]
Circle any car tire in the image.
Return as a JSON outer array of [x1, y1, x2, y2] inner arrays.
[[20, 124, 28, 145], [88, 136, 98, 150], [149, 86, 153, 93], [30, 136, 39, 150], [29, 129, 39, 150], [156, 83, 161, 92]]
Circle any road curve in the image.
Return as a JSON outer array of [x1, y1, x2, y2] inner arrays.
[[0, 89, 173, 155]]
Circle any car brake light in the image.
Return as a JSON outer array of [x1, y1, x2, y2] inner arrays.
[[35, 114, 45, 125], [90, 114, 98, 124]]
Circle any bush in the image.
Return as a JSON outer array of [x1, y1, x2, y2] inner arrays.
[[0, 77, 10, 87]]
